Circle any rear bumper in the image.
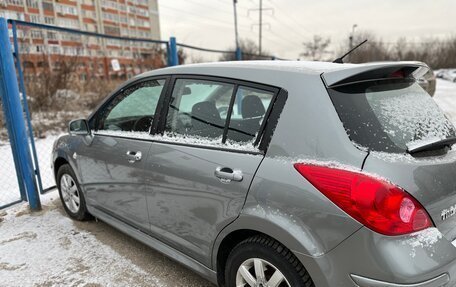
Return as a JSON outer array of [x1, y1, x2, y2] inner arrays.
[[350, 273, 449, 287], [294, 227, 456, 287]]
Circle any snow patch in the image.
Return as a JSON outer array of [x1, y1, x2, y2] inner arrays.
[[402, 228, 443, 258], [95, 130, 261, 152], [371, 148, 456, 164]]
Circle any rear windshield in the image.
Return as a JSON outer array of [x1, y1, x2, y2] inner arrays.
[[328, 79, 456, 153]]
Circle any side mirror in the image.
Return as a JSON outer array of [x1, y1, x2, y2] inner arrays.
[[69, 119, 91, 136]]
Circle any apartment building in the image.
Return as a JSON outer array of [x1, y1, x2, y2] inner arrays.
[[0, 0, 162, 80]]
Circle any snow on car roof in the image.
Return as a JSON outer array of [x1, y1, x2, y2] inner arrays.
[[141, 60, 427, 77]]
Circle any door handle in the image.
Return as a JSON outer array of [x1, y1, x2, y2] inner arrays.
[[126, 151, 142, 163], [214, 167, 243, 183]]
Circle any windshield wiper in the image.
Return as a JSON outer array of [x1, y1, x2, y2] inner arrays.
[[406, 136, 456, 154]]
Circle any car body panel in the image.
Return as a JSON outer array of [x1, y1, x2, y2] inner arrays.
[[144, 141, 263, 267], [77, 134, 152, 231], [294, 226, 456, 287], [363, 152, 456, 242]]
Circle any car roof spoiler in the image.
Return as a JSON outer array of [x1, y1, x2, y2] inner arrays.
[[322, 62, 430, 88]]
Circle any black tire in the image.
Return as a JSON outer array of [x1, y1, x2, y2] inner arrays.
[[57, 164, 91, 221], [225, 235, 315, 287]]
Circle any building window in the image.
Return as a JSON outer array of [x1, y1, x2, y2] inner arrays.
[[42, 1, 54, 11], [82, 9, 97, 19], [30, 30, 42, 39], [6, 0, 24, 6], [47, 31, 57, 40], [104, 25, 121, 36], [102, 12, 120, 22], [29, 14, 41, 23], [58, 18, 80, 29], [56, 4, 78, 16], [26, 0, 39, 8], [44, 16, 55, 25]]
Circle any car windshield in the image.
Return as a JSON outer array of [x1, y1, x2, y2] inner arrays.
[[328, 79, 456, 153]]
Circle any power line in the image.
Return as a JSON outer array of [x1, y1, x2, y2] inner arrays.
[[160, 4, 251, 30], [165, 0, 250, 19], [267, 0, 314, 36], [159, 10, 249, 34]]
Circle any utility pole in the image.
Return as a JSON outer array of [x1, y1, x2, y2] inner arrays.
[[233, 0, 240, 54], [248, 1, 273, 56], [259, 0, 263, 55]]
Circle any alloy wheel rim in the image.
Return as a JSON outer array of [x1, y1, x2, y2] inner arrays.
[[60, 174, 80, 213], [236, 258, 291, 287]]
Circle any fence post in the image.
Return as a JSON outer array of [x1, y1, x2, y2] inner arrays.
[[11, 20, 44, 194], [169, 37, 179, 66], [0, 18, 41, 211], [235, 47, 242, 61]]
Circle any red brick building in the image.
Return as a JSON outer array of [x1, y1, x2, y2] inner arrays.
[[0, 0, 163, 80]]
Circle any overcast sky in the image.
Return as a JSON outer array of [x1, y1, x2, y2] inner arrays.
[[157, 0, 456, 61]]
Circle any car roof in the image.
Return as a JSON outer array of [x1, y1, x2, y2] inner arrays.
[[141, 60, 427, 77]]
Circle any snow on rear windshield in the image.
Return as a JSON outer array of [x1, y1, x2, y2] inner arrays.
[[329, 79, 456, 153]]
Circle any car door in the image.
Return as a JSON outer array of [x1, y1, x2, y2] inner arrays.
[[78, 77, 168, 231], [144, 76, 280, 266]]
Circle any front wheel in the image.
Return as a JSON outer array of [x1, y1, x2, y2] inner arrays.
[[57, 164, 91, 221], [225, 235, 315, 287]]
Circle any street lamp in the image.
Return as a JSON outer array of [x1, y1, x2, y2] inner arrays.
[[349, 24, 358, 62], [349, 24, 358, 49]]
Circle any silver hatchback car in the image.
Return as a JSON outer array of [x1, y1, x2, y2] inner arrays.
[[52, 61, 456, 287]]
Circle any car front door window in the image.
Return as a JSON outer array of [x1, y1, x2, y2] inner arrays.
[[98, 79, 165, 133]]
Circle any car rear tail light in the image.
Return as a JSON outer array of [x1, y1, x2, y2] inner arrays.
[[294, 164, 433, 236]]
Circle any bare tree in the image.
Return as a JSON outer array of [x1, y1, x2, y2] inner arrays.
[[301, 35, 331, 61], [219, 39, 272, 61], [337, 30, 392, 63]]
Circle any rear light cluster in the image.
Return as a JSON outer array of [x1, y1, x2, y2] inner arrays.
[[294, 164, 433, 236]]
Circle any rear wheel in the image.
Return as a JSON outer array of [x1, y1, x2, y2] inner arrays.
[[57, 164, 91, 221], [225, 235, 314, 287]]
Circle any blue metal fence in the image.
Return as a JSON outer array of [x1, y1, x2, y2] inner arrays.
[[0, 18, 285, 210], [0, 18, 40, 210]]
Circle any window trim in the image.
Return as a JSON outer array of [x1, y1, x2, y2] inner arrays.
[[155, 74, 282, 154]]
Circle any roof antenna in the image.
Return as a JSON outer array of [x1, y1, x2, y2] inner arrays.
[[333, 39, 368, 64]]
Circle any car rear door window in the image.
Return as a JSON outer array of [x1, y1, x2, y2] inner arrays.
[[161, 78, 278, 152], [226, 86, 274, 144], [165, 79, 235, 140], [98, 79, 165, 133]]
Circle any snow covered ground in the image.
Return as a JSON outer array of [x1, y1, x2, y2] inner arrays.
[[0, 192, 214, 286], [434, 79, 456, 124], [0, 79, 455, 286]]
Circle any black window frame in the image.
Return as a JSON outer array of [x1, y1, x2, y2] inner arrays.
[[154, 74, 286, 154], [88, 76, 171, 132], [87, 74, 288, 155]]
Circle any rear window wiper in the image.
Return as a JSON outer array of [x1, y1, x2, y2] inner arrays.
[[406, 136, 456, 154]]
